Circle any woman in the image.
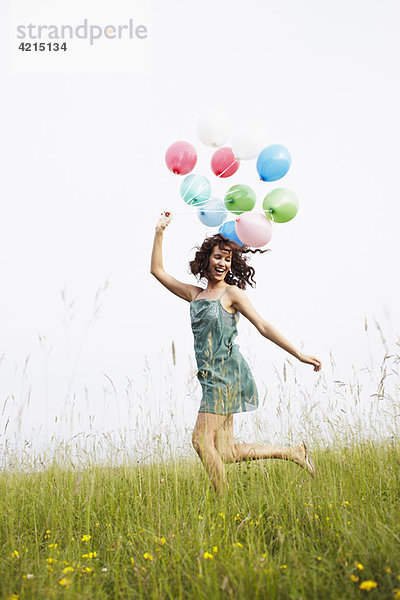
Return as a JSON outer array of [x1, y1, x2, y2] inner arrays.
[[150, 211, 322, 494]]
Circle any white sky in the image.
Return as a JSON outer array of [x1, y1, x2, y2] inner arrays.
[[0, 0, 399, 459]]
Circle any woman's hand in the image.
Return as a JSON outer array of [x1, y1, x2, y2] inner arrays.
[[155, 211, 172, 234], [298, 352, 322, 371]]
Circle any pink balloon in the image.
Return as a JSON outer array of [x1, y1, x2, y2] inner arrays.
[[165, 141, 197, 175], [211, 147, 240, 178], [235, 212, 273, 247]]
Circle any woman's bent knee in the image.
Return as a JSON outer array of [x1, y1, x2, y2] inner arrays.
[[192, 432, 203, 455]]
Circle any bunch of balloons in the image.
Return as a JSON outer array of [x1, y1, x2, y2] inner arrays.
[[165, 109, 299, 248]]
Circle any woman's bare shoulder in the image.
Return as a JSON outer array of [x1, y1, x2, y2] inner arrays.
[[226, 285, 246, 300]]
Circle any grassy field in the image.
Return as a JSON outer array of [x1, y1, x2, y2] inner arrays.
[[1, 439, 400, 599], [1, 323, 399, 598]]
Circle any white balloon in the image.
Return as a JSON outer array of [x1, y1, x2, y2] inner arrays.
[[231, 122, 265, 160], [197, 109, 231, 147]]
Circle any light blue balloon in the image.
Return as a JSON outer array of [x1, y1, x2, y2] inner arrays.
[[197, 197, 227, 227], [218, 220, 244, 246], [256, 144, 291, 182], [180, 174, 211, 206]]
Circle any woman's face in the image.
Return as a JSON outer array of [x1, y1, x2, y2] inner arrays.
[[207, 245, 232, 281]]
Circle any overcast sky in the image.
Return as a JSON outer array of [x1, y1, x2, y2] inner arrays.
[[0, 0, 399, 458]]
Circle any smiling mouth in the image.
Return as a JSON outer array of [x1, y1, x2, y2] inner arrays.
[[214, 267, 226, 274]]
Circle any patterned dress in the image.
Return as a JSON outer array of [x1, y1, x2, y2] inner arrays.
[[190, 287, 259, 414]]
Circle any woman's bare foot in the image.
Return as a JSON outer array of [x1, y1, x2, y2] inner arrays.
[[290, 442, 316, 477]]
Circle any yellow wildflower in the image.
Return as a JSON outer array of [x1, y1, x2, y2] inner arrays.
[[6, 595, 19, 600], [385, 566, 392, 573], [218, 512, 225, 519], [143, 553, 153, 561], [280, 565, 288, 569], [62, 566, 75, 574], [394, 590, 400, 600], [198, 515, 204, 520], [46, 558, 54, 564], [58, 578, 72, 587], [82, 567, 93, 573], [81, 534, 91, 542], [203, 552, 214, 559], [82, 552, 97, 559], [359, 580, 378, 591], [160, 537, 166, 545], [350, 575, 359, 582], [11, 550, 19, 559], [130, 557, 135, 565], [48, 543, 58, 549], [233, 542, 243, 548], [356, 563, 364, 570], [213, 546, 218, 554]]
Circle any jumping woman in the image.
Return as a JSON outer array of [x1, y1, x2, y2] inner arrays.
[[150, 211, 322, 494]]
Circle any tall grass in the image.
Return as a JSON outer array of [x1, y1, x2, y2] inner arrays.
[[0, 321, 400, 598]]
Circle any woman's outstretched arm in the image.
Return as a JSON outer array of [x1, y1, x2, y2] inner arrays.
[[230, 286, 321, 372], [150, 212, 202, 302]]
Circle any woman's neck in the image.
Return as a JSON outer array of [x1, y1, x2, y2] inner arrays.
[[205, 282, 228, 293]]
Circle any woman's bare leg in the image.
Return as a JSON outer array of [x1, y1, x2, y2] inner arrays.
[[192, 412, 229, 494], [215, 415, 313, 474], [234, 443, 305, 463]]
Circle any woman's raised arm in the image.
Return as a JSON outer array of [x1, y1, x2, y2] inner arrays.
[[150, 211, 201, 303], [150, 211, 171, 274]]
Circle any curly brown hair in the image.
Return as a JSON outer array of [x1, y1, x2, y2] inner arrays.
[[189, 233, 270, 290]]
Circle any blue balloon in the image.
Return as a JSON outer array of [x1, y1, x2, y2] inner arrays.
[[180, 174, 211, 206], [218, 220, 244, 246], [197, 197, 227, 227], [256, 144, 291, 182]]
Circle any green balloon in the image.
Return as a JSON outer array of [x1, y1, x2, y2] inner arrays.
[[263, 188, 299, 223], [224, 184, 256, 216]]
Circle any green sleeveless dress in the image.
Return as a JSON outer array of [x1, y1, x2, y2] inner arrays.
[[190, 287, 259, 415]]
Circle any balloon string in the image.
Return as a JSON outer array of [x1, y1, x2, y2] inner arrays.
[[216, 158, 238, 178], [162, 155, 264, 219], [181, 158, 239, 206]]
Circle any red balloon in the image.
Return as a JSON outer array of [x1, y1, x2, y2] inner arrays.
[[165, 141, 197, 175], [211, 147, 240, 178]]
